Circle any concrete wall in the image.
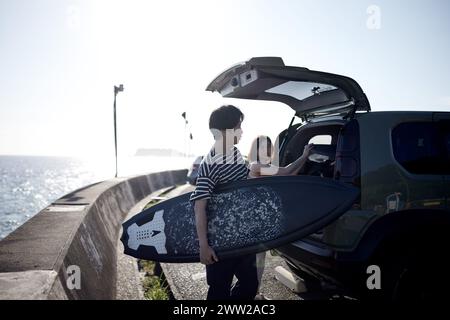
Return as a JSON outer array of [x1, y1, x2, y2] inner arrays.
[[0, 169, 187, 300]]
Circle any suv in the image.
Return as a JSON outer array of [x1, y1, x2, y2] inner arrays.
[[206, 57, 450, 300], [187, 156, 204, 185]]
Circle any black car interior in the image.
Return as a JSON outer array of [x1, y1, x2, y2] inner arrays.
[[280, 124, 342, 178]]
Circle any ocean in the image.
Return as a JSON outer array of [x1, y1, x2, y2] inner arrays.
[[0, 155, 194, 240]]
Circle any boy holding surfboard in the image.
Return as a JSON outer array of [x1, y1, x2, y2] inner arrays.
[[190, 105, 258, 300]]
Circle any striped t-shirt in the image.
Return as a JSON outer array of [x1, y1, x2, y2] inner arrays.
[[190, 146, 249, 202]]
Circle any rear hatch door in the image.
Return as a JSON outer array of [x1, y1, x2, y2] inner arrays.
[[206, 57, 370, 119]]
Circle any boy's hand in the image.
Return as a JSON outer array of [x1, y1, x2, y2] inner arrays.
[[194, 199, 218, 265], [200, 244, 219, 265]]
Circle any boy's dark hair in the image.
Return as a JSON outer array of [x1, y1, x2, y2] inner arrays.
[[209, 105, 244, 130]]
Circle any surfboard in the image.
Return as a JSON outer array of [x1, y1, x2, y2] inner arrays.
[[121, 175, 359, 263]]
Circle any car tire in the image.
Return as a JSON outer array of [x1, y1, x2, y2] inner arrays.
[[366, 242, 450, 301]]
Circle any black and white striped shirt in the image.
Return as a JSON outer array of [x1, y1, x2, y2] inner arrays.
[[190, 146, 249, 202]]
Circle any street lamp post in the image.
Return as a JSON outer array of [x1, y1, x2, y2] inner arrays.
[[181, 112, 187, 157], [114, 84, 124, 178], [181, 112, 194, 158]]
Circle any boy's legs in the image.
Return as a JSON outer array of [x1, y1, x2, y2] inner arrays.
[[230, 254, 259, 300], [206, 259, 235, 300]]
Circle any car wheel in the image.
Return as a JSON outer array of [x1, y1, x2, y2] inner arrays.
[[369, 250, 450, 301], [391, 265, 431, 300]]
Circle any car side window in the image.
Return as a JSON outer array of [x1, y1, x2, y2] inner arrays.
[[392, 122, 450, 175]]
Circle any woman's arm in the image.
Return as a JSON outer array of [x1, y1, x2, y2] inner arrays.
[[252, 144, 314, 176], [249, 144, 314, 177], [250, 159, 303, 176], [282, 144, 314, 175]]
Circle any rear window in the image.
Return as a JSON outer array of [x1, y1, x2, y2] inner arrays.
[[309, 135, 332, 145], [392, 121, 450, 175], [265, 81, 338, 100]]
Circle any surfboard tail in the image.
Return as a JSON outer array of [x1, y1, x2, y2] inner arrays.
[[122, 210, 168, 254]]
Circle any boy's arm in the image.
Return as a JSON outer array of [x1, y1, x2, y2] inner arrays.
[[194, 199, 218, 265]]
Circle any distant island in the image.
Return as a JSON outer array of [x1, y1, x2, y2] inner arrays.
[[135, 148, 195, 157]]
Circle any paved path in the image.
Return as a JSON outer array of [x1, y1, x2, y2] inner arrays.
[[159, 184, 301, 300], [162, 252, 302, 300]]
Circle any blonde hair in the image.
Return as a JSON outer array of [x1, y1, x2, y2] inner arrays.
[[248, 135, 273, 163]]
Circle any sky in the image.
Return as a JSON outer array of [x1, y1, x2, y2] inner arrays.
[[1, 0, 449, 159]]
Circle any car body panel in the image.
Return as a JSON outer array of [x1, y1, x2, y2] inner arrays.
[[315, 112, 449, 250], [433, 113, 450, 209], [187, 156, 203, 185]]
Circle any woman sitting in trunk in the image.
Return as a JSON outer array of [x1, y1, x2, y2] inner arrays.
[[247, 135, 313, 300], [248, 135, 313, 178]]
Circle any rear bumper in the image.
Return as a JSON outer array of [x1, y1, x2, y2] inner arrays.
[[275, 240, 368, 290]]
